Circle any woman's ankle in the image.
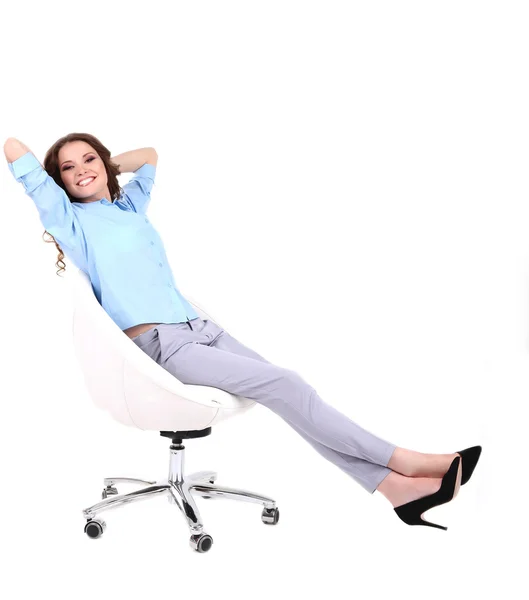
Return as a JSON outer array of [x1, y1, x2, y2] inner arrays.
[[387, 447, 456, 478], [386, 447, 426, 477], [376, 470, 442, 507]]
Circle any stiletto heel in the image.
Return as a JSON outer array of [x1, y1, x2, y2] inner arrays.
[[394, 456, 460, 531], [456, 446, 482, 485]]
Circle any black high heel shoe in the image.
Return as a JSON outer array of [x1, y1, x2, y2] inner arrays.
[[456, 446, 482, 485], [394, 456, 461, 531]]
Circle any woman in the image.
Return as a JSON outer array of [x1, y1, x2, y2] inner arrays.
[[4, 133, 481, 530]]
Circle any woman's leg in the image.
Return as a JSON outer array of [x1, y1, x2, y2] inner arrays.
[[143, 320, 397, 494], [211, 328, 396, 494], [211, 328, 461, 487], [135, 320, 460, 500]]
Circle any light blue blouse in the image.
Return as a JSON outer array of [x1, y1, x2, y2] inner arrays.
[[8, 151, 198, 330]]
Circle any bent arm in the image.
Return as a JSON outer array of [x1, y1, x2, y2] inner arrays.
[[4, 137, 86, 259], [110, 147, 158, 174]]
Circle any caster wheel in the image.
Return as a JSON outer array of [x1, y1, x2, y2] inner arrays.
[[102, 486, 118, 499], [84, 519, 106, 539], [261, 507, 280, 525], [189, 533, 213, 553], [202, 479, 216, 500]]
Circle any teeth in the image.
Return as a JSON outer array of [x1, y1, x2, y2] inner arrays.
[[78, 177, 95, 186]]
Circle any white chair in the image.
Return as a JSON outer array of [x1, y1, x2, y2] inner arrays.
[[70, 268, 279, 553]]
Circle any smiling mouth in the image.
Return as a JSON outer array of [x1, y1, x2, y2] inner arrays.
[[77, 177, 96, 187]]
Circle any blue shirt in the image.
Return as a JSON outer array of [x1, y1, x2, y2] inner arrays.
[[8, 151, 199, 331]]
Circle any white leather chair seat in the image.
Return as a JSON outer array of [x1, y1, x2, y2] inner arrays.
[[70, 268, 256, 432]]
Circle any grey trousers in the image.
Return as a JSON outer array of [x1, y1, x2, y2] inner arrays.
[[132, 317, 397, 494]]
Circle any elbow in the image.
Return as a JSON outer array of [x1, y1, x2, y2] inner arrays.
[[145, 147, 158, 167], [4, 137, 30, 162]]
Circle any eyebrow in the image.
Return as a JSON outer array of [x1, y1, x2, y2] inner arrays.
[[60, 152, 94, 167]]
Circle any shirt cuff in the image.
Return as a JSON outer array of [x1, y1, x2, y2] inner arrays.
[[132, 162, 156, 178], [8, 151, 41, 180]]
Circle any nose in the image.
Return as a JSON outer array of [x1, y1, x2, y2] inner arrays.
[[77, 169, 92, 181]]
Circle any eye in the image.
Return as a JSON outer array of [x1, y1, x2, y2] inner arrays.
[[62, 156, 96, 171]]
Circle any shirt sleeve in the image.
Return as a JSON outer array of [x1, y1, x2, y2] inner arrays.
[[8, 151, 86, 256], [116, 162, 156, 214]]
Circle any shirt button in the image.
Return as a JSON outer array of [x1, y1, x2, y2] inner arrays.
[[158, 262, 163, 267], [167, 283, 171, 288], [145, 218, 149, 223], [150, 241, 154, 246]]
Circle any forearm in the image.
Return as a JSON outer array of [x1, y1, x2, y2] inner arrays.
[[110, 147, 157, 174]]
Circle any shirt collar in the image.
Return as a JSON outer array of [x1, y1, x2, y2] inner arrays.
[[72, 198, 114, 206]]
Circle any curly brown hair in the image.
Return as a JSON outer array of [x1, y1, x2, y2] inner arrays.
[[42, 133, 123, 276]]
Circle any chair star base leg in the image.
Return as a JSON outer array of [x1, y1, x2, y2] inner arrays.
[[81, 438, 278, 551]]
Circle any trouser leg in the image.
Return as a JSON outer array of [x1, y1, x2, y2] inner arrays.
[[146, 320, 396, 494], [210, 329, 395, 493]]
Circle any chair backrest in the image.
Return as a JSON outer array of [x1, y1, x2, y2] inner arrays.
[[68, 268, 255, 432]]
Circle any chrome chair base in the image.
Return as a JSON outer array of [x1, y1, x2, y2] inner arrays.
[[82, 441, 279, 552]]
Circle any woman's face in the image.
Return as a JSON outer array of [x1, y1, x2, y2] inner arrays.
[[58, 141, 111, 203]]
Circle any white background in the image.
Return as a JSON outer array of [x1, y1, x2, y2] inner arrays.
[[0, 1, 526, 598]]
